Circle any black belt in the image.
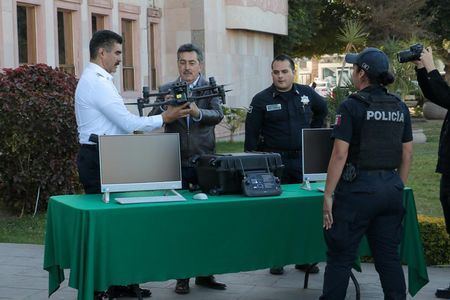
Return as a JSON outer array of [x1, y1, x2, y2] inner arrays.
[[358, 169, 395, 176], [261, 148, 301, 155], [81, 144, 97, 150]]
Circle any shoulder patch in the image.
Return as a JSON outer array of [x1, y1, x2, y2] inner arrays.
[[334, 114, 342, 126]]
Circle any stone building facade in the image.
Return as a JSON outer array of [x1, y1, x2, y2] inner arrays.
[[0, 0, 288, 114]]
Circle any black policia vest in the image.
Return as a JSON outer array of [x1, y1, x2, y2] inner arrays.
[[350, 91, 405, 170]]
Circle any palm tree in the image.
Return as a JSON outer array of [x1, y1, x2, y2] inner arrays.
[[336, 20, 369, 89], [327, 20, 368, 124], [382, 38, 420, 99]]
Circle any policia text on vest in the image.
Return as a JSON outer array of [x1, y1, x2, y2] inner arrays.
[[366, 110, 404, 122]]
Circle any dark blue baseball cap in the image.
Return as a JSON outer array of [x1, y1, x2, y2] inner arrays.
[[345, 47, 389, 77]]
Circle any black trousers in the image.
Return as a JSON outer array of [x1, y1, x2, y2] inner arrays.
[[279, 153, 303, 184], [441, 174, 450, 236], [181, 166, 198, 190], [76, 145, 101, 194], [320, 171, 406, 300]]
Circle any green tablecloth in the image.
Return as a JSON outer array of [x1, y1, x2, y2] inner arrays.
[[43, 184, 428, 300]]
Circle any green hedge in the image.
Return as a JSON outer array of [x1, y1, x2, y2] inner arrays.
[[417, 214, 450, 265]]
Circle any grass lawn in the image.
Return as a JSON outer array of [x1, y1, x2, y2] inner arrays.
[[0, 119, 444, 244], [0, 211, 47, 244], [409, 119, 443, 217]]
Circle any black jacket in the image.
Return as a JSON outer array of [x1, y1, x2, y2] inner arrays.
[[416, 68, 450, 175], [244, 83, 327, 152], [150, 75, 224, 167]]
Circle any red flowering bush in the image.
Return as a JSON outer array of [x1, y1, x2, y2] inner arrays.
[[0, 64, 80, 215]]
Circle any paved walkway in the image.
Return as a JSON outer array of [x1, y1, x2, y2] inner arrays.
[[0, 243, 448, 300]]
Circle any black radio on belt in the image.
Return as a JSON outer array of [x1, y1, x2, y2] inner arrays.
[[342, 163, 357, 182]]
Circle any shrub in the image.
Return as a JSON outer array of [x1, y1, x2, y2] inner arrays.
[[417, 214, 450, 265], [362, 215, 450, 266], [0, 64, 80, 215], [220, 106, 247, 142]]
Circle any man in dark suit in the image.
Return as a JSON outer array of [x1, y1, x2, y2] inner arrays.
[[150, 43, 226, 295]]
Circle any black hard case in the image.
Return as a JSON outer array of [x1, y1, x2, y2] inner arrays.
[[194, 152, 284, 195]]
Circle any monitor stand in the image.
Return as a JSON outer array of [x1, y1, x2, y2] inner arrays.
[[103, 191, 110, 203], [115, 189, 186, 204], [301, 177, 312, 191]]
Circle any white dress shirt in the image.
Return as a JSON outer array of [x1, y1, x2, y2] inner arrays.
[[75, 63, 163, 144]]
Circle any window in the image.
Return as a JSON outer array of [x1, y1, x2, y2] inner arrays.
[[148, 22, 158, 90], [17, 4, 37, 64], [119, 3, 140, 93], [57, 9, 74, 74], [91, 14, 105, 34], [121, 19, 134, 91]]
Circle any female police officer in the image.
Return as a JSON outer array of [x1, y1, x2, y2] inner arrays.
[[320, 48, 413, 300]]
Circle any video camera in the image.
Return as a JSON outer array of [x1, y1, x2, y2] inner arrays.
[[397, 43, 423, 63], [127, 77, 228, 116]]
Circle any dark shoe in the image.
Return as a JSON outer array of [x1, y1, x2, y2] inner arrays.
[[175, 279, 190, 294], [195, 275, 226, 290], [94, 291, 108, 300], [269, 267, 284, 275], [108, 284, 151, 298], [295, 264, 319, 274], [436, 286, 450, 299]]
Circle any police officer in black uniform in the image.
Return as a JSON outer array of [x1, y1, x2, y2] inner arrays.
[[245, 54, 328, 275], [245, 54, 327, 184], [320, 48, 413, 300]]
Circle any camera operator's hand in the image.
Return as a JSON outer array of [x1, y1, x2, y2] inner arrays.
[[161, 102, 190, 124], [187, 102, 201, 119], [420, 47, 437, 73], [412, 57, 424, 69]]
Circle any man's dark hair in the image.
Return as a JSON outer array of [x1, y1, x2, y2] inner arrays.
[[177, 43, 204, 63], [272, 54, 295, 71], [89, 30, 123, 60]]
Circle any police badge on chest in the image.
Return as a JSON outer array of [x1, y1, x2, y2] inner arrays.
[[300, 95, 310, 107]]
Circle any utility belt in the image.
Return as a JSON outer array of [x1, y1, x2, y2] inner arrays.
[[80, 144, 97, 150], [342, 163, 395, 182], [260, 147, 301, 159], [80, 134, 99, 151], [80, 144, 98, 153]]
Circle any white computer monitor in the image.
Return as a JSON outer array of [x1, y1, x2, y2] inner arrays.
[[99, 133, 182, 193], [301, 128, 334, 182]]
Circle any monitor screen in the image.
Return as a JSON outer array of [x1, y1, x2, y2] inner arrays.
[[99, 133, 182, 193], [302, 128, 333, 182]]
